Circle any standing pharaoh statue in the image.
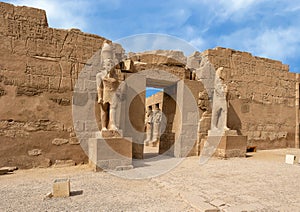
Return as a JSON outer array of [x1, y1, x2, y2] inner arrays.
[[144, 106, 154, 143], [152, 103, 162, 142], [211, 67, 229, 133], [96, 42, 120, 131]]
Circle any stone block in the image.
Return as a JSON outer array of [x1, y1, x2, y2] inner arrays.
[[285, 154, 295, 165], [0, 168, 9, 175], [200, 135, 247, 158], [38, 158, 51, 168], [53, 179, 70, 197], [101, 130, 123, 138], [52, 138, 68, 146], [89, 137, 132, 171], [54, 160, 76, 167], [28, 149, 42, 156]]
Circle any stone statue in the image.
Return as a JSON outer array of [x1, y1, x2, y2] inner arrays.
[[211, 67, 229, 132], [198, 90, 210, 112], [152, 103, 162, 142], [96, 42, 120, 131], [144, 105, 153, 143]]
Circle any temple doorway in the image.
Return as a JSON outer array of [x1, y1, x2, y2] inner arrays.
[[143, 81, 178, 159]]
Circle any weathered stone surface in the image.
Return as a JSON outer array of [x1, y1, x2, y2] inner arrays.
[[0, 166, 18, 172], [0, 2, 106, 168], [197, 47, 298, 149], [54, 160, 75, 167], [200, 135, 247, 158], [89, 137, 132, 171], [0, 168, 9, 175], [53, 179, 70, 198], [0, 86, 6, 96], [101, 130, 122, 138], [69, 137, 80, 145], [52, 138, 69, 146], [38, 158, 51, 168], [0, 1, 299, 169], [28, 149, 42, 156]]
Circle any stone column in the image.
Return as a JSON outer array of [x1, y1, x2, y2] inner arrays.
[[174, 80, 198, 157]]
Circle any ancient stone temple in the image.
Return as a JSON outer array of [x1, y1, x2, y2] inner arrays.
[[0, 2, 299, 169]]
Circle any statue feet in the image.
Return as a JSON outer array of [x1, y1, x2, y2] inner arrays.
[[109, 124, 118, 131], [101, 127, 108, 131]]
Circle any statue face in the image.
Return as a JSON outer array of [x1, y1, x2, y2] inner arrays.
[[101, 51, 113, 61], [102, 59, 114, 71]]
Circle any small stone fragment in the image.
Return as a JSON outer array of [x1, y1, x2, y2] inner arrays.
[[28, 149, 42, 156], [52, 138, 69, 146]]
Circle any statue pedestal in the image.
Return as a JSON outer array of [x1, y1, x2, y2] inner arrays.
[[94, 130, 123, 138], [201, 133, 247, 158], [89, 136, 132, 171]]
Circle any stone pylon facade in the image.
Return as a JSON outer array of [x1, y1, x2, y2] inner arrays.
[[0, 2, 299, 168]]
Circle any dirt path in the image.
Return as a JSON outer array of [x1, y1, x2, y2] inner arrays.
[[1, 149, 300, 211]]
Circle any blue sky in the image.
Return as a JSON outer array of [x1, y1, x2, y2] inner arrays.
[[4, 0, 300, 73]]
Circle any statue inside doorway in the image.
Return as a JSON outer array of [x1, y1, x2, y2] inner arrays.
[[144, 105, 154, 143], [152, 103, 162, 142]]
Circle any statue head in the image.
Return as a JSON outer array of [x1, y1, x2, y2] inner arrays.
[[102, 58, 114, 72], [101, 42, 113, 61]]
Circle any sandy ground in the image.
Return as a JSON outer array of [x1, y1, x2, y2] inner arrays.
[[1, 148, 300, 212]]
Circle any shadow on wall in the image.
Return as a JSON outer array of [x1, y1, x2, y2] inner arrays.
[[227, 102, 242, 135]]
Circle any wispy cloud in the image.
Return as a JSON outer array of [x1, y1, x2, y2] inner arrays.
[[3, 0, 300, 72], [7, 0, 93, 30], [116, 34, 198, 56], [218, 26, 300, 63]]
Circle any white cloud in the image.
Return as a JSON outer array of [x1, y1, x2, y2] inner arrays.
[[7, 0, 92, 30], [116, 33, 198, 56], [253, 27, 300, 60], [200, 0, 259, 23], [189, 37, 205, 51], [219, 0, 257, 13], [218, 26, 300, 62]]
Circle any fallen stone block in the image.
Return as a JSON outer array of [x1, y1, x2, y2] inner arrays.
[[285, 154, 295, 165], [44, 192, 53, 199], [38, 158, 52, 168], [0, 168, 9, 175], [53, 179, 70, 198], [1, 166, 18, 172], [54, 160, 76, 167], [52, 138, 69, 146], [28, 149, 42, 156]]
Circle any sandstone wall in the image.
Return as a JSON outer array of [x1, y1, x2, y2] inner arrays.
[[0, 2, 108, 168], [202, 47, 298, 149], [145, 91, 163, 109]]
